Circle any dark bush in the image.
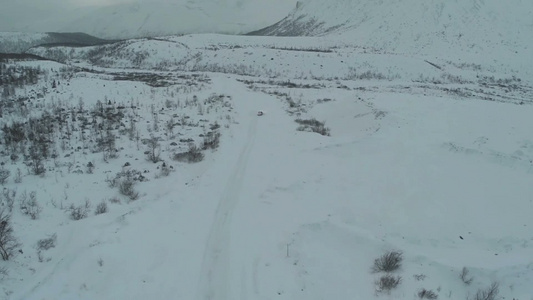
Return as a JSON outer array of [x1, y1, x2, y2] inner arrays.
[[295, 118, 330, 136], [94, 201, 108, 215], [418, 289, 438, 299], [173, 144, 204, 163], [68, 200, 91, 220], [375, 274, 401, 293], [372, 250, 403, 273], [37, 233, 57, 251]]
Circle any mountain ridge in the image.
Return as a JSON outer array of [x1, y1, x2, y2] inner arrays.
[[248, 0, 533, 66], [0, 32, 112, 53]]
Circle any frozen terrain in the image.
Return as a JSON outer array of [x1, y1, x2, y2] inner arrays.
[[1, 1, 533, 299], [0, 0, 298, 39]]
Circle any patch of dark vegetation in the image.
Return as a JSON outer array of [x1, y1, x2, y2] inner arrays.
[[201, 131, 221, 150], [375, 274, 401, 294], [295, 118, 330, 136], [173, 144, 204, 163], [267, 46, 334, 53], [418, 288, 438, 299], [372, 250, 403, 273], [111, 72, 210, 87], [238, 78, 325, 89]]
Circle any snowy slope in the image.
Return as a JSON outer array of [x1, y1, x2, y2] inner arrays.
[[2, 58, 533, 299], [0, 1, 297, 40], [2, 4, 533, 299], [249, 0, 533, 68], [64, 1, 298, 39]]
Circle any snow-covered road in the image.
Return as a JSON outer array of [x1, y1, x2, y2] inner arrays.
[[197, 105, 258, 300]]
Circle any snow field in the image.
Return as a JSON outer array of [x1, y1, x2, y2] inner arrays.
[[1, 31, 533, 299]]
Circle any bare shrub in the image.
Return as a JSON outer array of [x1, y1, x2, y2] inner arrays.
[[94, 201, 108, 215], [119, 178, 139, 201], [146, 136, 161, 163], [295, 118, 330, 136], [37, 233, 57, 251], [1, 189, 15, 212], [372, 250, 403, 273], [68, 200, 91, 220], [108, 196, 121, 204], [202, 132, 221, 150], [106, 176, 118, 188], [460, 267, 474, 285], [413, 274, 427, 281], [173, 143, 204, 163], [0, 169, 10, 185], [470, 282, 499, 300], [0, 208, 21, 260], [375, 274, 401, 294], [19, 191, 41, 220], [418, 288, 438, 299]]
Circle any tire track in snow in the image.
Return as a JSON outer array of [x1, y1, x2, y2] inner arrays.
[[197, 114, 258, 300]]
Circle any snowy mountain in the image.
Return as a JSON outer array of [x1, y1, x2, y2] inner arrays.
[[0, 0, 298, 40], [0, 32, 110, 54], [64, 1, 298, 39], [249, 0, 533, 68]]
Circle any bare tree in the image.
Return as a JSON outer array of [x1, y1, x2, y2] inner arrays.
[[146, 136, 161, 163], [0, 209, 21, 261], [471, 282, 499, 300]]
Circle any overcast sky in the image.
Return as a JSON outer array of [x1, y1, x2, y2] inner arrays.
[[0, 0, 297, 34]]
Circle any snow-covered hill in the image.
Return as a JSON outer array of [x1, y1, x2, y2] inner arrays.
[[250, 0, 533, 69], [0, 0, 297, 40], [63, 1, 298, 39]]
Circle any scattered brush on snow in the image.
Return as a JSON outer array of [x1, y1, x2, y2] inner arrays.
[[201, 131, 221, 150], [118, 178, 139, 201], [418, 288, 438, 299], [68, 200, 91, 221], [94, 201, 108, 215], [173, 144, 204, 163], [19, 191, 41, 220], [413, 274, 427, 281], [470, 282, 499, 300], [375, 274, 401, 294], [372, 250, 403, 273], [107, 169, 145, 201], [36, 233, 57, 251], [295, 118, 330, 136]]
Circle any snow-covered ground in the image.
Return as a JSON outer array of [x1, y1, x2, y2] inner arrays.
[[2, 14, 533, 300]]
